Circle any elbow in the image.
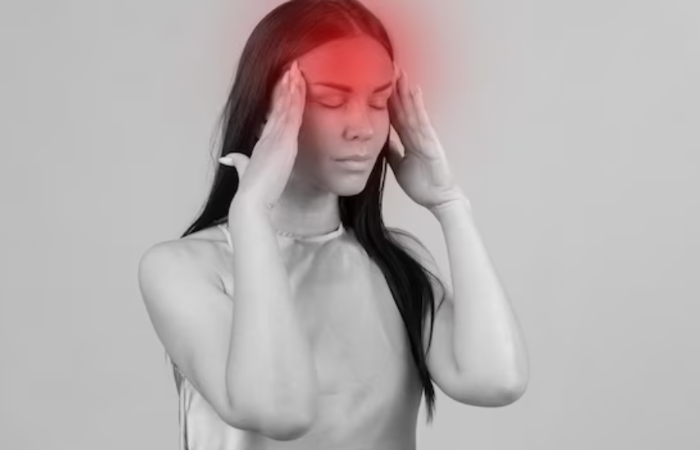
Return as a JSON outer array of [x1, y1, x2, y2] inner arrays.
[[257, 406, 317, 441], [224, 409, 315, 441], [229, 399, 316, 441], [266, 420, 314, 441], [485, 363, 530, 407], [492, 374, 529, 406], [455, 376, 529, 407], [224, 379, 319, 440], [263, 389, 318, 440], [493, 381, 527, 406]]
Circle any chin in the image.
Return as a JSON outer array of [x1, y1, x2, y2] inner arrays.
[[326, 175, 371, 197]]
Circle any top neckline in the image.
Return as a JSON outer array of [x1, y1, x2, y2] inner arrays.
[[218, 221, 345, 246], [275, 221, 345, 242]]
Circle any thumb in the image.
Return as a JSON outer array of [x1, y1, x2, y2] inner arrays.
[[219, 153, 250, 178]]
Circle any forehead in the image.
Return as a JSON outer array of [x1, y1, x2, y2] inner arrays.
[[298, 37, 393, 89]]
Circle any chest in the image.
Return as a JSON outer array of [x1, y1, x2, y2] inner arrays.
[[221, 240, 416, 398], [295, 264, 411, 399], [214, 238, 423, 444], [286, 242, 413, 396]]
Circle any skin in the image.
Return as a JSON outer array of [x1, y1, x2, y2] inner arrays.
[[174, 36, 431, 446], [265, 35, 396, 237]]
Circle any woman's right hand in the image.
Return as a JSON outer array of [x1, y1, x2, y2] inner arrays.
[[219, 60, 307, 216]]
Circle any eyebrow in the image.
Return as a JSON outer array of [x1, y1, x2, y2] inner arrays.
[[312, 81, 394, 93]]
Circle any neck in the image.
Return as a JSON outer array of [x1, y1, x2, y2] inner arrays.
[[268, 178, 342, 238]]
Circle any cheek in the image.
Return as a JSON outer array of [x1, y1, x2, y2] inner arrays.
[[297, 112, 334, 145]]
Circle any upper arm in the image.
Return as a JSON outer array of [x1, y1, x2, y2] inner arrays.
[[137, 241, 245, 428]]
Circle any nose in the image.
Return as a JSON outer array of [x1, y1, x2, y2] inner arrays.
[[344, 101, 375, 141]]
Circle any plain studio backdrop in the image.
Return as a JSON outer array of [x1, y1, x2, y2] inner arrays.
[[1, 0, 698, 448]]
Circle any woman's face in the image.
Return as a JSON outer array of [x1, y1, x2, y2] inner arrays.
[[292, 35, 396, 196]]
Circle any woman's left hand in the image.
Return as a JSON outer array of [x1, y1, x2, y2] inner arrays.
[[386, 64, 466, 213]]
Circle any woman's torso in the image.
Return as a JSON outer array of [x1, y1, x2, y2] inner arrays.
[[169, 221, 423, 449]]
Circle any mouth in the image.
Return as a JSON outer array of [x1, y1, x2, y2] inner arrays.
[[334, 157, 373, 171], [334, 155, 372, 162]]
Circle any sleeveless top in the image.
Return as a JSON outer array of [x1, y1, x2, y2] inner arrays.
[[166, 221, 421, 449]]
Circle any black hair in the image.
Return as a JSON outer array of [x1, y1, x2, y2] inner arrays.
[[168, 0, 448, 433]]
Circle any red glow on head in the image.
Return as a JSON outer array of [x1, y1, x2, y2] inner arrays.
[[277, 2, 443, 98], [367, 1, 442, 95]]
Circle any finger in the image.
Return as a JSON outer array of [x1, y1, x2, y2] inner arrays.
[[399, 70, 419, 129], [388, 69, 411, 145], [388, 92, 403, 129], [274, 70, 291, 116], [284, 63, 299, 126], [263, 70, 292, 139], [390, 75, 411, 135], [281, 61, 303, 132], [294, 62, 307, 106], [269, 70, 289, 117], [290, 62, 306, 127], [280, 69, 294, 126], [389, 66, 406, 120], [220, 153, 250, 178], [229, 153, 250, 175], [261, 70, 287, 139], [410, 85, 431, 130]]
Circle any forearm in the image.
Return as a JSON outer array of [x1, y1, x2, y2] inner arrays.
[[431, 198, 529, 392], [226, 196, 318, 428]]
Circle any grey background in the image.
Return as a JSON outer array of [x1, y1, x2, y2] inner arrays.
[[1, 0, 698, 448]]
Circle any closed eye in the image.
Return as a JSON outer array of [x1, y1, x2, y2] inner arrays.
[[318, 98, 389, 111], [322, 103, 387, 111]]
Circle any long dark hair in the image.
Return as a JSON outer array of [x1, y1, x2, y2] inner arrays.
[[170, 0, 448, 429]]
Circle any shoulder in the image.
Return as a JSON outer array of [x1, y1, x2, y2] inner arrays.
[[180, 223, 229, 247], [143, 225, 227, 260], [138, 225, 229, 289]]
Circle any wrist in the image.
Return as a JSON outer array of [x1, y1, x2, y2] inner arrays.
[[230, 194, 272, 224], [429, 195, 472, 217]]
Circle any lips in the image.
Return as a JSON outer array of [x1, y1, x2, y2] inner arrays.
[[335, 154, 372, 162]]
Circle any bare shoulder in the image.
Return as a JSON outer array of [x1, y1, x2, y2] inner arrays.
[[139, 224, 231, 292]]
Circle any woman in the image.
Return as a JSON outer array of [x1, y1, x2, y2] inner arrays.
[[138, 0, 529, 448]]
